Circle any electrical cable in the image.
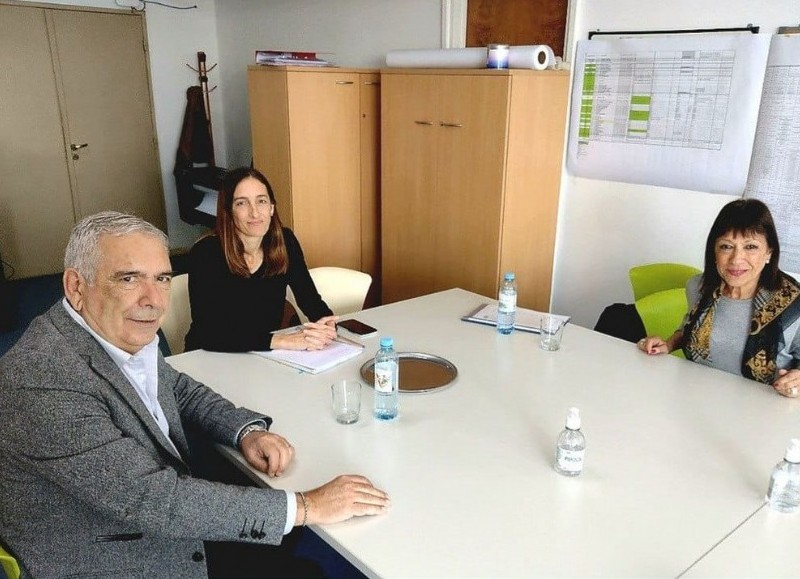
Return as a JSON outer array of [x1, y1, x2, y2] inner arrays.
[[143, 1, 198, 9], [1, 258, 16, 281]]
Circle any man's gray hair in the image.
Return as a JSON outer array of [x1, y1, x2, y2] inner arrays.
[[64, 211, 168, 283]]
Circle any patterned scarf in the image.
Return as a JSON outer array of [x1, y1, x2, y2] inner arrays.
[[682, 274, 800, 383]]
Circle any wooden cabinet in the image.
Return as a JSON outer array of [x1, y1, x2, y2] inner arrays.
[[380, 69, 569, 311], [248, 66, 381, 298]]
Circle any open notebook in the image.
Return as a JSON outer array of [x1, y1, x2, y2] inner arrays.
[[252, 339, 364, 374]]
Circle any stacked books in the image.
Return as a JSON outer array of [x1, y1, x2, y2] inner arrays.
[[255, 50, 333, 67]]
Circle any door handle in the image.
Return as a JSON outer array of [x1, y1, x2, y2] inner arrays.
[[70, 143, 89, 151], [440, 122, 463, 128], [414, 120, 434, 126]]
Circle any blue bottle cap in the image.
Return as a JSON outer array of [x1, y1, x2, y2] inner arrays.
[[380, 337, 394, 348], [504, 272, 515, 280]]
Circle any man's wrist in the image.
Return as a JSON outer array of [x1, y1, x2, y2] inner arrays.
[[237, 424, 268, 448]]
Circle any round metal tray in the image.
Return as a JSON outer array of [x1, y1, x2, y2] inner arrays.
[[359, 352, 458, 393]]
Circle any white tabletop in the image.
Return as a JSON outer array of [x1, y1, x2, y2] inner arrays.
[[167, 288, 800, 578], [681, 502, 800, 577]]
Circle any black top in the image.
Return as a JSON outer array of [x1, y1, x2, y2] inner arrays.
[[184, 229, 332, 353]]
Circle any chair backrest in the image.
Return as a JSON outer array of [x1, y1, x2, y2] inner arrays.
[[161, 273, 191, 355], [629, 262, 702, 302], [286, 267, 372, 324], [634, 287, 689, 358]]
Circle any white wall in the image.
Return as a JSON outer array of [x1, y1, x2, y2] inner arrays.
[[214, 0, 442, 167], [18, 0, 223, 250], [142, 0, 226, 250], [553, 0, 797, 328]]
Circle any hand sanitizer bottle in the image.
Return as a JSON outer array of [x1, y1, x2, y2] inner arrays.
[[554, 407, 585, 476], [766, 438, 800, 513]]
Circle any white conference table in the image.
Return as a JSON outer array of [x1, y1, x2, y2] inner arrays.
[[167, 288, 800, 578], [681, 502, 798, 577]]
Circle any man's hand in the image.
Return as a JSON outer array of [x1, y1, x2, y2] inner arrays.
[[240, 431, 294, 477], [298, 475, 390, 526]]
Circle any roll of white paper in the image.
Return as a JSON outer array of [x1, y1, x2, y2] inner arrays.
[[385, 45, 557, 70], [508, 45, 556, 70], [385, 47, 487, 68]]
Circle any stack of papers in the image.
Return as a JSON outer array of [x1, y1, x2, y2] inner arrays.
[[255, 50, 333, 67], [252, 340, 363, 374], [461, 303, 570, 333]]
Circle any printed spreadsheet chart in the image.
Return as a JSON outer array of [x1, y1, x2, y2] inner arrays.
[[745, 34, 800, 274], [567, 34, 770, 195], [579, 50, 734, 150]]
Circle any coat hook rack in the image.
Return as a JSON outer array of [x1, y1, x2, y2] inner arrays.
[[185, 51, 217, 124]]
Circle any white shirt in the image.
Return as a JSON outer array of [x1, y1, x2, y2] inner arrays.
[[62, 299, 296, 534], [62, 298, 174, 452]]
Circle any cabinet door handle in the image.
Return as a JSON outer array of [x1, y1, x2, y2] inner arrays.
[[363, 81, 380, 85], [414, 120, 434, 126], [440, 122, 463, 128], [70, 143, 89, 151], [335, 80, 355, 85]]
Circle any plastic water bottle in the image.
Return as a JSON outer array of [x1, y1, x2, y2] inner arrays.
[[554, 407, 585, 476], [497, 272, 517, 335], [766, 438, 800, 513], [373, 337, 399, 420]]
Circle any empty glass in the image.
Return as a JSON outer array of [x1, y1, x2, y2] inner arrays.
[[539, 315, 564, 351], [331, 380, 361, 424]]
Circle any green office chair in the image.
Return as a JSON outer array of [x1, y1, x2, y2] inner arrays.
[[629, 263, 701, 302], [635, 288, 689, 358], [0, 543, 20, 579]]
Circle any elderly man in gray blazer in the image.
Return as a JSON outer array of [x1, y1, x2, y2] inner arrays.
[[0, 212, 389, 578]]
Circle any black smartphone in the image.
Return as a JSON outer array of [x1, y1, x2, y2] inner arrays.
[[337, 319, 378, 337]]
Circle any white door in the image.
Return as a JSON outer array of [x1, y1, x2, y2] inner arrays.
[[51, 9, 165, 229], [0, 3, 164, 279], [0, 4, 76, 278]]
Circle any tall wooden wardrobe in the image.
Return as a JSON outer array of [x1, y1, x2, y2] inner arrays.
[[247, 66, 381, 301], [380, 69, 569, 311]]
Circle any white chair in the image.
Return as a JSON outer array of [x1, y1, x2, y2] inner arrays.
[[161, 273, 191, 355], [286, 267, 372, 324]]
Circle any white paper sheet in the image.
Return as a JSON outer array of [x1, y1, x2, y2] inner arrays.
[[252, 340, 364, 374], [566, 34, 771, 194], [194, 186, 218, 216], [461, 303, 570, 334], [744, 35, 800, 273]]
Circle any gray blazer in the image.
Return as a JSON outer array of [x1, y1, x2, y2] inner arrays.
[[0, 304, 289, 578]]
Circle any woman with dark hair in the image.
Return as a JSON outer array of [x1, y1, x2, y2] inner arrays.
[[638, 199, 800, 397], [184, 167, 336, 352]]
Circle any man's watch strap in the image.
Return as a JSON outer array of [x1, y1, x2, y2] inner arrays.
[[237, 423, 268, 447]]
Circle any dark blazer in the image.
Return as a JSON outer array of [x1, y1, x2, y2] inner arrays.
[[0, 303, 288, 578]]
